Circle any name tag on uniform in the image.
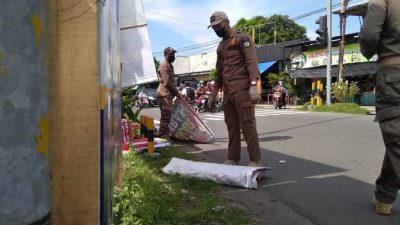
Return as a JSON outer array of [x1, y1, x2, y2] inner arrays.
[[243, 38, 251, 48]]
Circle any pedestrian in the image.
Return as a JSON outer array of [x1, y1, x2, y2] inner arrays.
[[273, 80, 287, 108], [178, 81, 187, 100], [156, 47, 182, 141], [359, 0, 400, 215], [208, 11, 262, 166]]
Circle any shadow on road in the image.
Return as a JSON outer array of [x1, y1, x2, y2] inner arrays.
[[184, 146, 400, 225]]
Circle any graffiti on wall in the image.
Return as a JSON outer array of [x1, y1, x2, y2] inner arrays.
[[0, 1, 50, 224]]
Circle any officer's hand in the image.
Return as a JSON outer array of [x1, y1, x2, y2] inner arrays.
[[249, 86, 260, 104]]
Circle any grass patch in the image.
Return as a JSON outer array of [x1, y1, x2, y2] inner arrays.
[[114, 147, 263, 225], [311, 103, 368, 114]]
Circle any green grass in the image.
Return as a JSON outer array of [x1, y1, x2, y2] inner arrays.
[[113, 147, 263, 225], [311, 103, 369, 114]]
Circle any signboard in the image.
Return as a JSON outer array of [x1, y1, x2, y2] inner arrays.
[[120, 0, 158, 87], [291, 43, 376, 69], [170, 99, 215, 143]]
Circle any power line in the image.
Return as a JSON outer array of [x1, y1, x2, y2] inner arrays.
[[145, 10, 207, 27], [180, 44, 219, 56], [150, 0, 366, 55], [152, 39, 220, 55], [291, 2, 342, 21], [291, 0, 365, 21]]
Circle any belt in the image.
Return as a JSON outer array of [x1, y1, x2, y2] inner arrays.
[[378, 55, 400, 66]]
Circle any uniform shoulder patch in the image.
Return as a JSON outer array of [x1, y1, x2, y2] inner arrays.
[[242, 37, 251, 48]]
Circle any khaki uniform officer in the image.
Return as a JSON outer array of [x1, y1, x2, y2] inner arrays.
[[360, 0, 400, 215], [156, 47, 182, 141], [209, 11, 262, 167]]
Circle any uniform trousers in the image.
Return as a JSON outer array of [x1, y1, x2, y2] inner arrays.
[[157, 96, 173, 138], [374, 64, 400, 204], [223, 89, 261, 162]]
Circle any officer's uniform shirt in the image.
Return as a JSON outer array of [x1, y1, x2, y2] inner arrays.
[[360, 0, 400, 122], [157, 61, 179, 98], [215, 30, 260, 94], [360, 0, 400, 60]]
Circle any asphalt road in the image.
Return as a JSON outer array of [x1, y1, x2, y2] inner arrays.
[[141, 106, 400, 225]]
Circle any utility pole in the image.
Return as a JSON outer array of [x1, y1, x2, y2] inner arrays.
[[337, 0, 349, 81], [326, 0, 332, 105]]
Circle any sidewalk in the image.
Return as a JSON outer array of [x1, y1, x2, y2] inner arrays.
[[360, 106, 376, 115]]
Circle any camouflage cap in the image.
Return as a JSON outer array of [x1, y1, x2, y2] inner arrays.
[[208, 11, 228, 28], [164, 47, 177, 56]]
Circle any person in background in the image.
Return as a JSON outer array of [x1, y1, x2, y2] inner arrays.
[[156, 47, 183, 141], [359, 0, 400, 215], [178, 81, 187, 100], [208, 81, 217, 112], [208, 11, 262, 167], [273, 80, 287, 108]]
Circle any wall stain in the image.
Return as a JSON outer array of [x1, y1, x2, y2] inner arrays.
[[31, 14, 43, 47], [35, 115, 49, 156]]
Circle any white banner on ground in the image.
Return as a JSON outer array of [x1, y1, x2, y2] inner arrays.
[[162, 158, 267, 189], [169, 98, 215, 143]]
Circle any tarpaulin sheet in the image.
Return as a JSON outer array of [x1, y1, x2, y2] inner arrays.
[[163, 158, 267, 189]]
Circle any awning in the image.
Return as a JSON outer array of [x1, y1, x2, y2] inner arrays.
[[289, 62, 378, 78], [258, 61, 277, 74]]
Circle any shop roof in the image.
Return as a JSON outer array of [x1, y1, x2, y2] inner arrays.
[[333, 2, 368, 17], [289, 62, 377, 79]]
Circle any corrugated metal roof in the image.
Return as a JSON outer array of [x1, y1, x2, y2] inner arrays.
[[289, 62, 377, 78]]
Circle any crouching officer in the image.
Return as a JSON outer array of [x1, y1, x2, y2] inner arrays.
[[208, 11, 262, 167], [360, 0, 400, 215], [156, 47, 182, 141]]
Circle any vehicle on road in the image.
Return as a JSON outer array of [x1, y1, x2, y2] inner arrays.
[[135, 88, 158, 107]]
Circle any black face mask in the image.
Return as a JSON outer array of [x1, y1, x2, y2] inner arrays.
[[167, 55, 175, 63], [215, 27, 227, 38]]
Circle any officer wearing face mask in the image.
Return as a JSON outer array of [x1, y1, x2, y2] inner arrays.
[[208, 11, 262, 167], [156, 47, 182, 141]]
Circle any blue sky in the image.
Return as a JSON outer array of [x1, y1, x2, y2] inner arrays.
[[142, 0, 368, 62]]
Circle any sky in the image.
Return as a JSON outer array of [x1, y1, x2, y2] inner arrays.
[[142, 0, 368, 62]]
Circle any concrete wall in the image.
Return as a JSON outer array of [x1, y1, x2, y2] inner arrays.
[[174, 52, 217, 75], [0, 1, 50, 224]]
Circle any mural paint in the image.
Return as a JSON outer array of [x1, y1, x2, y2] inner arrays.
[[98, 1, 121, 224], [0, 1, 50, 224]]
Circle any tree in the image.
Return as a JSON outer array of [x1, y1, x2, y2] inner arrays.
[[153, 57, 160, 70], [209, 68, 216, 80], [233, 14, 308, 45], [268, 71, 295, 95]]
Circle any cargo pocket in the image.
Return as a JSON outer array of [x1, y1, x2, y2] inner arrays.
[[384, 71, 400, 102], [241, 101, 255, 123]]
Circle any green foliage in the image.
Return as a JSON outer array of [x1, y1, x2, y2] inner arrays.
[[113, 148, 263, 225], [332, 80, 360, 103], [312, 103, 368, 114], [234, 14, 307, 45], [121, 86, 144, 122], [208, 68, 216, 80], [153, 57, 160, 70], [268, 71, 296, 95]]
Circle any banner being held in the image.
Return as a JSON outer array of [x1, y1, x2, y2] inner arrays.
[[169, 98, 215, 143]]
